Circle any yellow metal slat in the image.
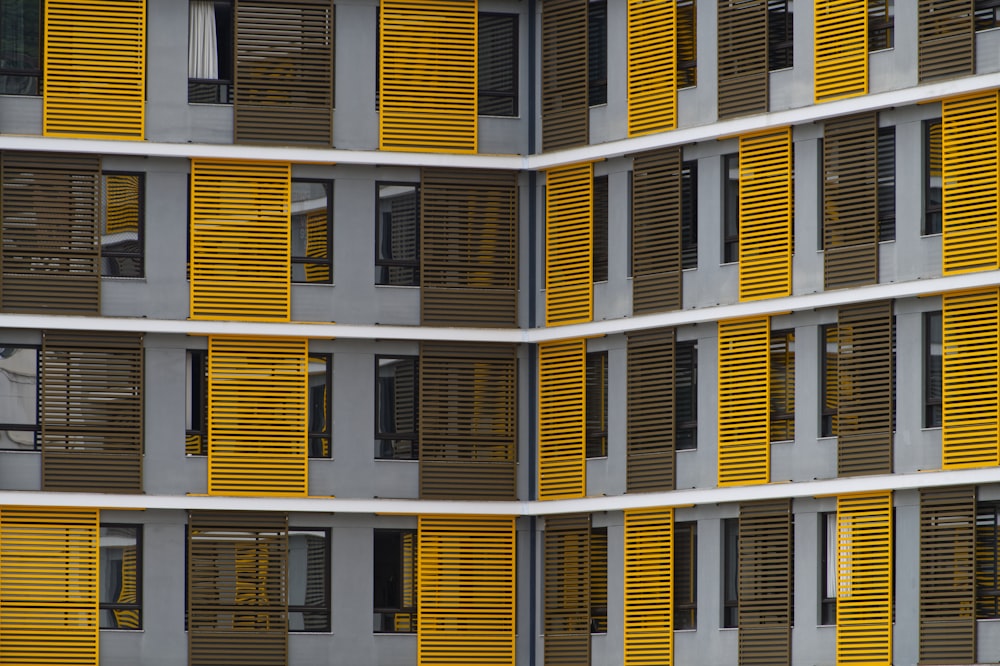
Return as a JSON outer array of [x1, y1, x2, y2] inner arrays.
[[545, 163, 594, 326], [627, 0, 676, 136], [718, 316, 770, 486], [813, 0, 867, 103], [623, 508, 673, 666], [538, 339, 586, 500]]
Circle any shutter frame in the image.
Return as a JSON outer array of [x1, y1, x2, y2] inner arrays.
[[738, 499, 792, 666], [544, 513, 591, 665], [542, 0, 589, 150], [626, 327, 676, 492], [717, 0, 768, 118], [538, 339, 586, 500], [918, 0, 975, 82], [631, 147, 683, 314]]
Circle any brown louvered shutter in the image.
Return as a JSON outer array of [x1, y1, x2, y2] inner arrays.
[[918, 0, 974, 82], [40, 331, 143, 493], [234, 0, 334, 145], [717, 0, 768, 119], [0, 152, 100, 314], [544, 513, 591, 666], [419, 342, 517, 500], [837, 300, 894, 477], [823, 113, 878, 290], [632, 148, 682, 314], [738, 499, 792, 666], [919, 486, 976, 665], [626, 327, 675, 492], [542, 0, 589, 151], [188, 511, 289, 666], [420, 168, 518, 327]]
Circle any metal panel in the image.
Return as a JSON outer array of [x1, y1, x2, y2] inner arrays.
[[0, 152, 101, 315], [43, 0, 145, 139], [420, 168, 518, 327], [813, 0, 868, 103], [631, 148, 682, 314], [190, 160, 291, 322], [208, 336, 308, 497], [544, 514, 590, 666], [538, 339, 586, 500], [738, 499, 792, 666], [41, 331, 144, 493], [379, 0, 477, 153], [623, 508, 673, 666], [419, 343, 517, 500], [545, 163, 594, 326], [234, 0, 334, 146], [626, 327, 676, 493], [717, 0, 768, 119], [627, 0, 676, 136], [417, 516, 515, 666], [542, 0, 589, 150], [918, 0, 975, 82], [718, 316, 770, 486]]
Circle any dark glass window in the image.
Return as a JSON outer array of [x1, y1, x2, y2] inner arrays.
[[0, 345, 39, 451], [676, 0, 697, 87], [975, 0, 1000, 30], [723, 153, 739, 263], [478, 13, 518, 116], [978, 501, 1000, 618], [591, 527, 608, 633], [820, 325, 838, 438], [770, 329, 795, 442], [676, 341, 698, 451], [877, 126, 896, 242], [0, 0, 41, 95], [308, 354, 332, 458], [291, 180, 333, 284], [375, 356, 418, 460], [101, 173, 145, 278], [722, 518, 739, 628], [593, 175, 608, 282], [288, 528, 331, 632], [588, 0, 607, 106], [869, 0, 894, 50], [186, 349, 208, 455], [675, 521, 697, 630], [819, 512, 836, 625], [924, 311, 942, 428], [373, 529, 417, 632], [100, 525, 142, 630], [767, 0, 793, 71], [188, 0, 234, 103], [376, 183, 420, 286], [586, 351, 608, 458], [924, 119, 942, 235], [681, 160, 698, 270]]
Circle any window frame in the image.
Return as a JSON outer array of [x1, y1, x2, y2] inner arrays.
[[723, 153, 739, 264], [587, 0, 607, 106], [590, 526, 608, 634], [593, 174, 609, 283], [585, 350, 608, 458], [681, 160, 698, 270], [0, 344, 40, 451], [975, 0, 1000, 31], [307, 353, 333, 459], [478, 12, 519, 117], [674, 520, 697, 630], [868, 0, 894, 51], [373, 528, 418, 633], [185, 349, 208, 456], [375, 181, 421, 287], [676, 0, 697, 88], [675, 340, 698, 451], [722, 517, 739, 628], [767, 0, 794, 72], [374, 355, 419, 460], [100, 171, 146, 279], [877, 126, 896, 242], [188, 0, 235, 104], [923, 311, 942, 429], [99, 523, 143, 630], [0, 0, 42, 95], [287, 526, 331, 633], [819, 512, 836, 625], [978, 500, 1000, 618], [820, 324, 838, 438], [770, 328, 796, 443], [923, 118, 942, 236], [290, 179, 334, 285]]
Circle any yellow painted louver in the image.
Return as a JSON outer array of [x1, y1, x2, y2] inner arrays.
[[190, 160, 291, 322], [718, 316, 770, 486], [538, 338, 586, 500], [417, 516, 515, 666], [837, 491, 893, 666], [623, 508, 673, 666], [44, 0, 145, 139], [546, 163, 594, 326], [0, 507, 99, 665], [813, 0, 868, 103], [739, 128, 793, 301], [627, 0, 676, 136], [942, 287, 1000, 468], [208, 336, 308, 496], [379, 0, 477, 153], [942, 91, 1000, 275]]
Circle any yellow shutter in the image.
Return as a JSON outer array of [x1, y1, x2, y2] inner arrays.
[[718, 316, 770, 486], [417, 516, 515, 666], [538, 338, 586, 500], [208, 336, 308, 496], [623, 508, 673, 666], [942, 287, 1000, 468], [739, 128, 793, 301], [837, 491, 893, 666], [44, 0, 145, 139], [813, 0, 867, 103], [0, 507, 99, 665], [942, 91, 1000, 275], [627, 0, 676, 136], [546, 163, 594, 326], [379, 0, 477, 153], [190, 160, 291, 322]]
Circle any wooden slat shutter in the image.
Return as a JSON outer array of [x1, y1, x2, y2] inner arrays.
[[718, 316, 770, 486], [538, 339, 586, 500], [43, 0, 145, 139], [419, 342, 517, 500], [631, 147, 682, 314], [41, 331, 144, 493], [918, 0, 974, 82], [813, 0, 867, 103], [542, 0, 589, 151], [717, 0, 768, 119], [623, 508, 673, 666], [545, 163, 594, 326], [626, 327, 675, 493], [738, 499, 792, 666], [544, 513, 590, 666], [420, 168, 518, 327], [188, 511, 288, 666], [418, 516, 516, 665], [823, 113, 879, 289], [234, 0, 334, 146], [0, 507, 99, 666], [627, 0, 676, 136], [919, 486, 976, 665], [379, 0, 477, 153], [0, 152, 101, 315], [837, 301, 894, 477]]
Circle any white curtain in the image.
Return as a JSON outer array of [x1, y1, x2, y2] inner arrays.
[[188, 1, 219, 80]]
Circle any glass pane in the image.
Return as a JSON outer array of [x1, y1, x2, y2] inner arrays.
[[373, 531, 417, 633], [0, 347, 37, 450], [925, 120, 942, 235], [308, 354, 331, 458], [676, 342, 698, 450], [585, 352, 607, 458], [0, 0, 40, 95], [288, 530, 329, 632], [478, 14, 517, 116], [292, 182, 332, 283], [101, 174, 143, 278], [376, 357, 418, 459], [587, 0, 607, 105], [100, 525, 140, 629], [376, 184, 419, 286]]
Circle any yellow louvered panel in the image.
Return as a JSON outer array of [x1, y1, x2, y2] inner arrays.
[[718, 316, 770, 486], [546, 163, 594, 326], [942, 288, 1000, 468], [417, 516, 515, 666], [208, 336, 308, 496], [739, 129, 793, 301], [379, 0, 477, 153], [627, 0, 676, 136], [44, 0, 145, 139], [538, 339, 586, 500], [0, 507, 99, 666], [190, 160, 291, 322], [813, 0, 867, 103], [623, 508, 673, 666], [942, 91, 1000, 275], [836, 491, 893, 666]]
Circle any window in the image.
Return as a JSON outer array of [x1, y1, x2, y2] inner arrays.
[[819, 512, 836, 625], [185, 349, 208, 455], [100, 524, 141, 630], [681, 160, 698, 270], [586, 351, 608, 458], [722, 518, 739, 628], [376, 183, 419, 286], [0, 345, 38, 451], [591, 527, 608, 633], [723, 153, 739, 263], [478, 13, 518, 116], [375, 356, 418, 460], [291, 180, 333, 284], [308, 354, 332, 458], [767, 0, 793, 71], [188, 0, 234, 103], [771, 329, 795, 442], [924, 119, 942, 235], [676, 0, 697, 87], [101, 173, 144, 278], [820, 325, 838, 438], [675, 521, 697, 629], [877, 126, 896, 242], [288, 527, 330, 632], [588, 0, 607, 106], [978, 501, 1000, 618], [373, 529, 417, 632], [676, 341, 698, 451], [593, 175, 608, 282], [924, 311, 942, 428], [869, 0, 894, 50], [975, 0, 1000, 31], [0, 0, 41, 95]]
